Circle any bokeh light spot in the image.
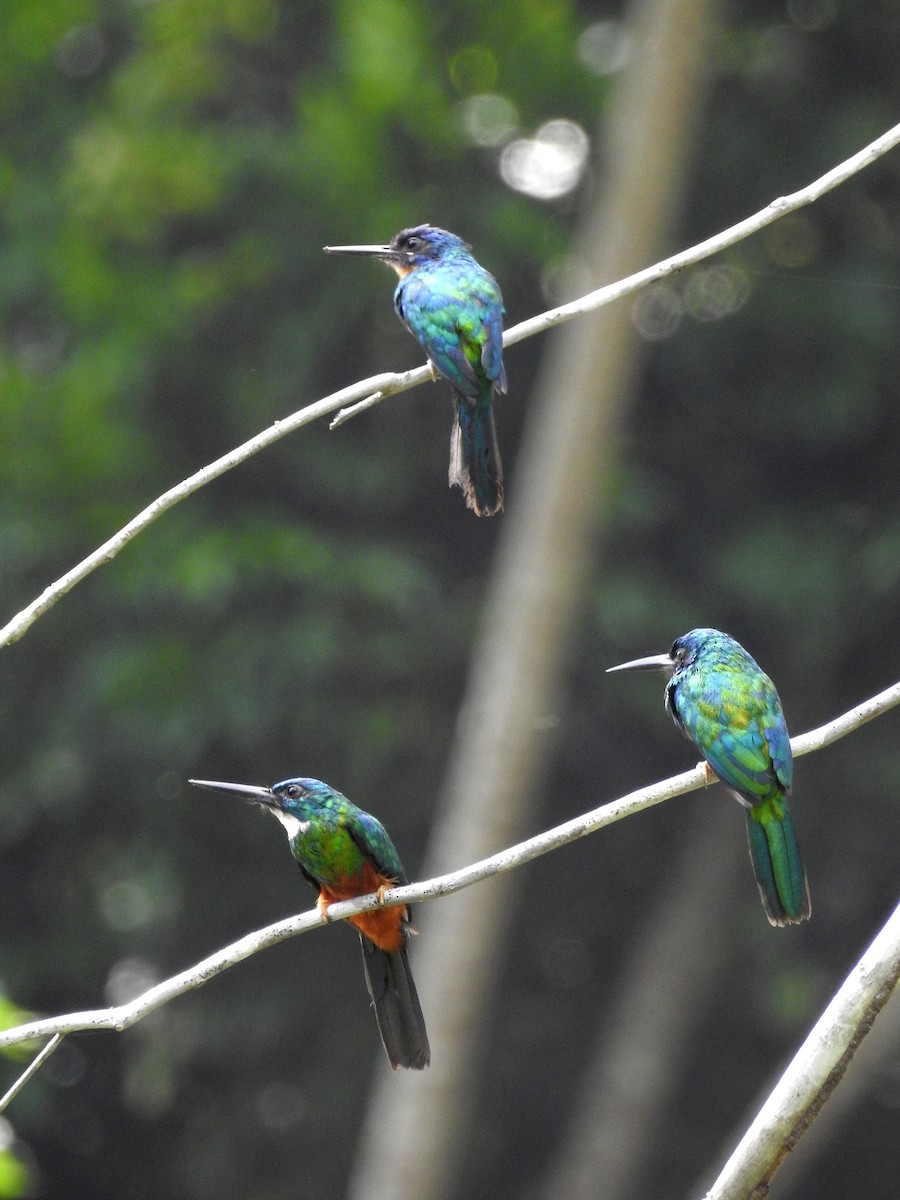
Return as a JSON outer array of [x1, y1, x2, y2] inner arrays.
[[683, 265, 752, 321], [105, 956, 160, 1006], [500, 119, 589, 200], [631, 284, 683, 340], [99, 880, 155, 931], [457, 93, 518, 147], [577, 20, 631, 75]]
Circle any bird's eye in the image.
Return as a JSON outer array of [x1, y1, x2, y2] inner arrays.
[[286, 784, 302, 799], [405, 236, 421, 250]]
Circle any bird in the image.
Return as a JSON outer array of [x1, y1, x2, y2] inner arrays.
[[189, 775, 430, 1070], [606, 628, 811, 927], [324, 223, 506, 516]]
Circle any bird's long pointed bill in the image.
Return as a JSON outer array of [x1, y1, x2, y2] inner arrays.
[[605, 653, 673, 673], [323, 243, 394, 258], [188, 779, 274, 802]]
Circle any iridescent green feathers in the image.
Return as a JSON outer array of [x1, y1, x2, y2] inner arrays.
[[267, 777, 430, 1070], [608, 629, 811, 926], [190, 775, 430, 1070], [324, 224, 506, 516], [394, 235, 506, 516], [268, 776, 407, 892], [664, 632, 810, 925]]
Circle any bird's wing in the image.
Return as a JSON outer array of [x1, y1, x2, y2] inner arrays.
[[345, 811, 409, 887], [675, 679, 780, 805], [458, 273, 506, 393], [397, 269, 505, 402], [759, 687, 793, 793]]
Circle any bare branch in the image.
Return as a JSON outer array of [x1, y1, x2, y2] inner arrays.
[[4, 120, 900, 650], [0, 678, 896, 1067], [701, 897, 900, 1200], [504, 117, 900, 350], [0, 1033, 65, 1112], [0, 373, 400, 649]]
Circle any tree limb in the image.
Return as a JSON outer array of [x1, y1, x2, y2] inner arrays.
[[0, 1034, 64, 1112], [701, 897, 900, 1200], [1, 678, 896, 1074], [3, 120, 900, 651]]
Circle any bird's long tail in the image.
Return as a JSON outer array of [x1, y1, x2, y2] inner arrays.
[[745, 800, 811, 926], [359, 936, 430, 1070], [449, 394, 503, 516]]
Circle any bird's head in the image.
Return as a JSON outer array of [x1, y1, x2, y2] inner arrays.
[[606, 628, 718, 677], [324, 224, 468, 277], [189, 776, 328, 839]]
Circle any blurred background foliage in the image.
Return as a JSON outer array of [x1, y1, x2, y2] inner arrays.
[[1, 0, 899, 1197]]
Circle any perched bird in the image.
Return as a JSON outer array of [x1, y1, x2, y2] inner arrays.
[[607, 628, 811, 926], [324, 224, 506, 516], [190, 775, 430, 1069]]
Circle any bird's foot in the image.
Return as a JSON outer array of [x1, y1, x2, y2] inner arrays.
[[427, 359, 440, 382], [375, 883, 392, 905], [701, 761, 716, 786], [316, 895, 332, 923]]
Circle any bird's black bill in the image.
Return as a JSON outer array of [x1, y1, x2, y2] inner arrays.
[[188, 778, 275, 803], [605, 652, 673, 674]]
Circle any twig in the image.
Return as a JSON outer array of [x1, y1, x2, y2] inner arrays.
[[0, 678, 896, 1059], [329, 390, 385, 428], [4, 120, 900, 650], [0, 1033, 65, 1112]]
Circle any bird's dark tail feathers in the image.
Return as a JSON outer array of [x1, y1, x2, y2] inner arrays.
[[745, 801, 811, 926], [359, 936, 430, 1070], [449, 395, 503, 516]]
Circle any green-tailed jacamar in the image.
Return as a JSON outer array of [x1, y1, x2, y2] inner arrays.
[[190, 775, 430, 1069], [607, 628, 811, 926], [324, 224, 506, 516]]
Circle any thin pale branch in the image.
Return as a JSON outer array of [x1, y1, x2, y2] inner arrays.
[[331, 119, 900, 426], [4, 120, 900, 651], [0, 372, 396, 648], [701, 896, 900, 1200], [1, 677, 896, 1067], [0, 1033, 65, 1111]]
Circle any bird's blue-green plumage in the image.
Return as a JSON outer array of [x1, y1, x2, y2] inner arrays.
[[190, 774, 429, 1069], [609, 628, 811, 926], [268, 776, 408, 892], [268, 777, 429, 1070], [325, 224, 506, 515], [392, 227, 506, 516]]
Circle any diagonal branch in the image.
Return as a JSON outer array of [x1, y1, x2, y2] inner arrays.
[[1, 676, 897, 1075], [0, 1033, 65, 1112], [700, 896, 900, 1200], [4, 120, 900, 651]]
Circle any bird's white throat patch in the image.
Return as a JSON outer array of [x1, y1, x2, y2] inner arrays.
[[269, 809, 310, 839]]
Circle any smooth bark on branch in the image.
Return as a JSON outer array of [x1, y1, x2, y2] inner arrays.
[[701, 897, 900, 1200]]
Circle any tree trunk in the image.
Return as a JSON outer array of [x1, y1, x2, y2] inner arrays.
[[347, 1, 720, 1195]]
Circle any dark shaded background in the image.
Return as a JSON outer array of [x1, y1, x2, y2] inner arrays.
[[1, 1, 898, 1197]]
